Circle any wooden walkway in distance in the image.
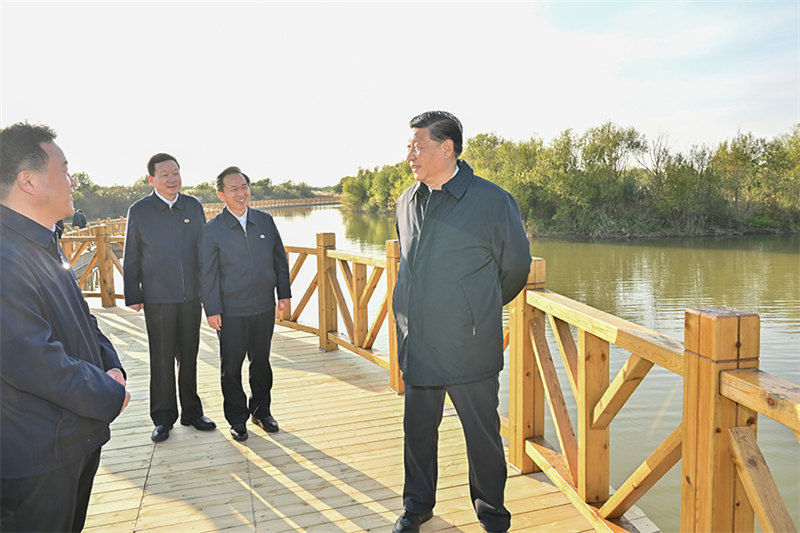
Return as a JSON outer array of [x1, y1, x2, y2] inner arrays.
[[84, 306, 658, 533]]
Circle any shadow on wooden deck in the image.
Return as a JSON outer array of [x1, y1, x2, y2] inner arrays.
[[85, 306, 657, 533]]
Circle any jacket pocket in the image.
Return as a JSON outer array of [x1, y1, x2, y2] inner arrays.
[[458, 267, 501, 337]]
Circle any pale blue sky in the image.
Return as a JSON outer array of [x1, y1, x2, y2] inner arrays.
[[1, 1, 797, 188]]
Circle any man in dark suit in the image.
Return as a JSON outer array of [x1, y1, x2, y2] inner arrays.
[[123, 153, 216, 442], [391, 111, 531, 533], [72, 208, 87, 228], [199, 166, 291, 442], [0, 122, 130, 532]]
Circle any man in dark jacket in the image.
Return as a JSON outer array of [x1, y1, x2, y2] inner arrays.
[[0, 122, 130, 532], [392, 111, 531, 533], [72, 208, 87, 228], [123, 153, 216, 442], [199, 166, 291, 442]]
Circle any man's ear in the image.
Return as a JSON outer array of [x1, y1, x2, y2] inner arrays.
[[16, 170, 37, 196], [441, 138, 455, 159], [217, 190, 225, 202]]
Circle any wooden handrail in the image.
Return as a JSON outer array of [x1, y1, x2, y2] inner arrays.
[[527, 290, 685, 376], [720, 369, 800, 432]]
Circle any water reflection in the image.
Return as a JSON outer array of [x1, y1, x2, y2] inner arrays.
[[269, 207, 799, 532]]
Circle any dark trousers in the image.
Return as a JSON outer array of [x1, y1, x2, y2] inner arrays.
[[218, 309, 275, 425], [403, 374, 511, 531], [144, 299, 204, 426], [1, 447, 101, 532]]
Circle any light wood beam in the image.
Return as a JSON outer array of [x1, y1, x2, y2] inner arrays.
[[592, 354, 654, 430], [728, 426, 797, 533], [358, 266, 384, 309], [599, 423, 682, 518], [549, 315, 579, 400], [530, 313, 578, 484], [529, 290, 684, 376], [327, 266, 354, 342], [290, 279, 317, 322], [720, 368, 800, 432]]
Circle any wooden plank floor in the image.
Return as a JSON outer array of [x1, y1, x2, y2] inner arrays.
[[84, 306, 658, 533]]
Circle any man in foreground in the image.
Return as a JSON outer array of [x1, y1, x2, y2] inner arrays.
[[199, 166, 291, 442], [0, 122, 130, 531], [392, 111, 531, 533], [123, 153, 215, 442]]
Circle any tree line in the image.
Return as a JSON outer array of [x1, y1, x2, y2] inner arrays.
[[71, 174, 326, 221], [338, 122, 800, 237]]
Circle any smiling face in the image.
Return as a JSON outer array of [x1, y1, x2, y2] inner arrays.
[[148, 159, 182, 201], [406, 126, 454, 189], [217, 172, 250, 216]]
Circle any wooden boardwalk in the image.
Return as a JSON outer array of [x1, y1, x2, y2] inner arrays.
[[84, 306, 657, 533]]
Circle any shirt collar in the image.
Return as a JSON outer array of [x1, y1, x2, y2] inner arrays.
[[222, 206, 250, 228], [153, 189, 180, 208], [413, 160, 472, 201], [0, 204, 57, 249]]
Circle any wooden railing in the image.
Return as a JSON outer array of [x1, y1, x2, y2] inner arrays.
[[504, 266, 799, 532], [203, 196, 341, 219], [61, 223, 125, 306], [70, 226, 798, 532], [63, 216, 126, 236]]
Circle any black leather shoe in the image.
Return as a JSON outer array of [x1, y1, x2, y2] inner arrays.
[[252, 414, 279, 433], [181, 415, 217, 431], [230, 424, 248, 441], [392, 511, 433, 533], [151, 424, 172, 442]]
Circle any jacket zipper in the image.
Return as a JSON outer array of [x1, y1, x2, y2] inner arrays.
[[245, 225, 257, 308], [173, 206, 187, 300]]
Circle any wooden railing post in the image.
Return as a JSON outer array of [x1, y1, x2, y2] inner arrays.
[[508, 257, 546, 473], [61, 238, 73, 262], [93, 225, 116, 307], [352, 262, 367, 346], [316, 233, 337, 351], [386, 240, 403, 394], [681, 306, 759, 532], [578, 328, 610, 503]]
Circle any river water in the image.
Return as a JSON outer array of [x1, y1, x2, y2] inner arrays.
[[267, 206, 799, 532]]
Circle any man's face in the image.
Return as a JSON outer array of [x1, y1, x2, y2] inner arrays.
[[37, 141, 77, 221], [149, 159, 182, 201], [406, 127, 449, 186], [216, 173, 251, 215]]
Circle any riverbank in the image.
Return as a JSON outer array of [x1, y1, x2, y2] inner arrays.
[[526, 225, 800, 240]]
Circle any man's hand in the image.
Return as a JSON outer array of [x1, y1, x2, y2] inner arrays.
[[106, 368, 126, 387], [107, 368, 130, 416], [120, 390, 131, 416], [128, 304, 143, 312], [278, 298, 291, 311], [207, 314, 222, 331]]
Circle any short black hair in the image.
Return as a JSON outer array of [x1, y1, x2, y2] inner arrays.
[[147, 153, 180, 177], [409, 111, 463, 157], [216, 166, 251, 192], [0, 122, 57, 199]]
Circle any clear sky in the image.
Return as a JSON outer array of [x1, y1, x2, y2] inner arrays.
[[2, 1, 798, 188]]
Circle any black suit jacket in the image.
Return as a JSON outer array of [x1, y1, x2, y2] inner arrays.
[[123, 192, 206, 305], [199, 207, 291, 317]]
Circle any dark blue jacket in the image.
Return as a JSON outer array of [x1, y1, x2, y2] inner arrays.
[[123, 192, 206, 305], [0, 205, 126, 479], [393, 161, 531, 386], [199, 207, 291, 317], [72, 211, 87, 228]]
